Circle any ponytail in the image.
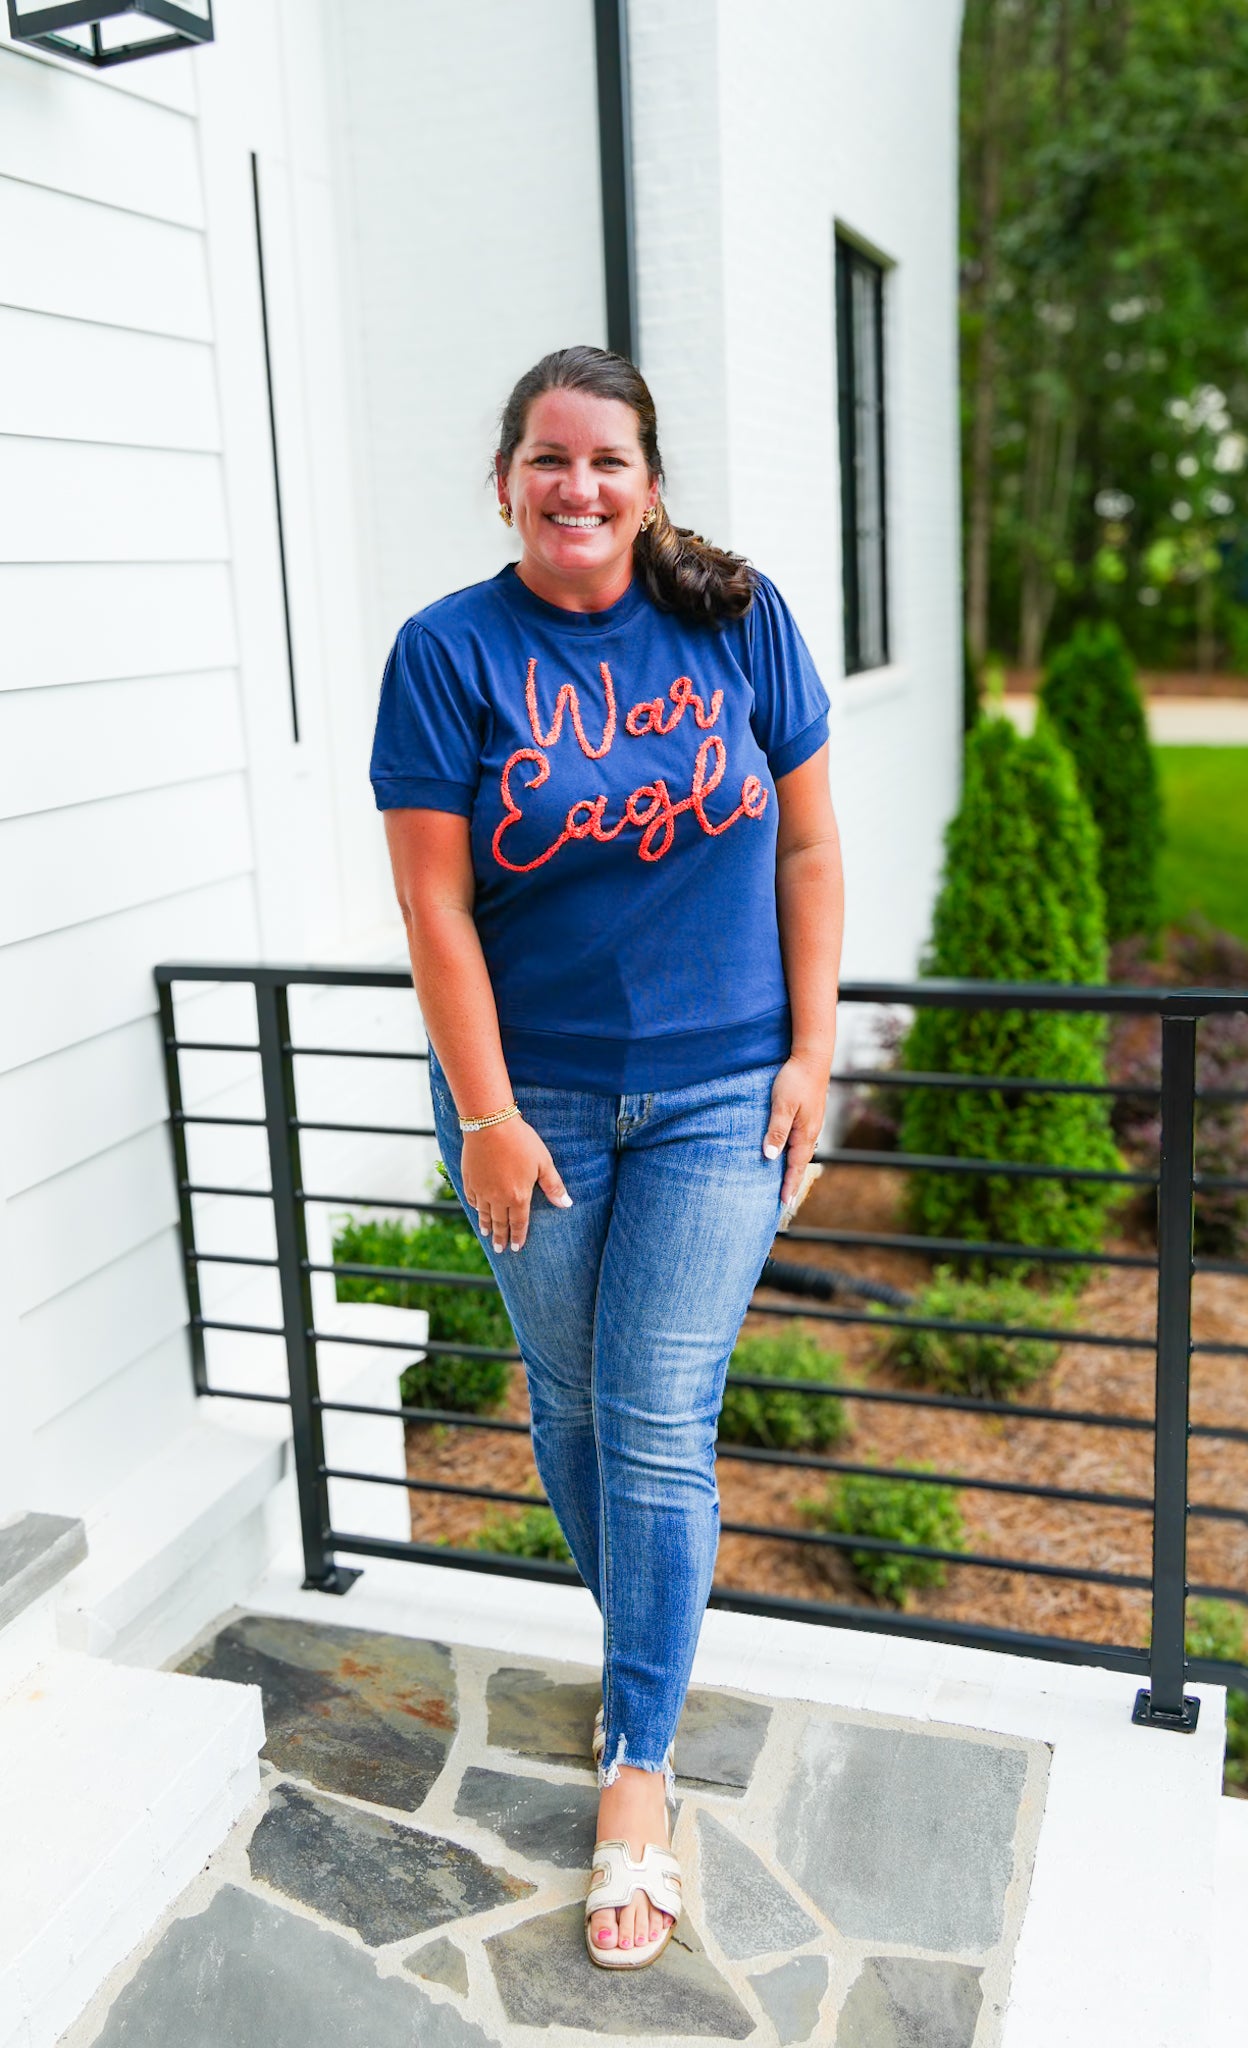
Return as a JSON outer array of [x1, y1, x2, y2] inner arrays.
[[634, 499, 755, 624]]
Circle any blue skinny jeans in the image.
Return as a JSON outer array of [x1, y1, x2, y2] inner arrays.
[[427, 1049, 785, 1800]]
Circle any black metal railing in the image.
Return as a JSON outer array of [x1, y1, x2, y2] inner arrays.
[[155, 963, 1248, 1730]]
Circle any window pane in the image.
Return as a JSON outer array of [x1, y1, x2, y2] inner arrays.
[[837, 240, 889, 674]]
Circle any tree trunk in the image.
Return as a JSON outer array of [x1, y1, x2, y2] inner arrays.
[[965, 0, 1006, 674]]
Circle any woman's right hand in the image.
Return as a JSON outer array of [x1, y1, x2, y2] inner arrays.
[[462, 1117, 572, 1253]]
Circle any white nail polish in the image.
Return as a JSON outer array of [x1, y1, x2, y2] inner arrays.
[[763, 1142, 780, 1160], [556, 1193, 573, 1208]]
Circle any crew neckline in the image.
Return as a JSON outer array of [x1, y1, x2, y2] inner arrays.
[[494, 560, 650, 634]]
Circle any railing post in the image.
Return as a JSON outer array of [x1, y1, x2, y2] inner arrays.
[[255, 978, 361, 1595], [1134, 1012, 1199, 1732], [158, 975, 207, 1397]]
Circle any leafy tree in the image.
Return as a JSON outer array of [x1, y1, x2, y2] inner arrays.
[[1039, 620, 1163, 940], [900, 715, 1122, 1255], [960, 0, 1248, 673]]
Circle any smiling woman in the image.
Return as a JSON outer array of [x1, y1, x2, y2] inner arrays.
[[369, 344, 843, 1973]]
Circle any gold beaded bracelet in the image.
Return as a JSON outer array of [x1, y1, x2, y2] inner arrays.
[[457, 1102, 521, 1134]]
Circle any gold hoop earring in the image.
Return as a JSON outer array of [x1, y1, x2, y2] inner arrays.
[[498, 503, 514, 528]]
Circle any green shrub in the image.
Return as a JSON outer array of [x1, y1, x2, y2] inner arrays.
[[1185, 1598, 1248, 1794], [720, 1326, 851, 1451], [1039, 620, 1163, 943], [877, 1268, 1067, 1399], [333, 1209, 514, 1414], [466, 1504, 572, 1562], [798, 1466, 967, 1608], [901, 716, 1122, 1260]]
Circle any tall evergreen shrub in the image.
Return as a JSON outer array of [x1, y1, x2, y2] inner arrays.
[[901, 716, 1121, 1256], [1038, 621, 1162, 943]]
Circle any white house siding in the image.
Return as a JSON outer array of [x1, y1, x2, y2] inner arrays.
[[0, 31, 264, 1521], [320, 0, 609, 669], [630, 0, 965, 990]]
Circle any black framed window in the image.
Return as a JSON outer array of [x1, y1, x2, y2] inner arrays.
[[835, 236, 889, 673]]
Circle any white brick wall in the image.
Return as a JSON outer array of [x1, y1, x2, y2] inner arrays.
[[631, 0, 965, 981]]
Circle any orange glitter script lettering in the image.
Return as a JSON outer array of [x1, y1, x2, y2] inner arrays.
[[624, 674, 723, 737], [525, 658, 616, 759], [493, 733, 768, 872]]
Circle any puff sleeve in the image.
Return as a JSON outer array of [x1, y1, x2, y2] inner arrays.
[[745, 572, 831, 780], [369, 621, 487, 815]]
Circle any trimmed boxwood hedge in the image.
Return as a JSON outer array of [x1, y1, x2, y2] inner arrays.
[[720, 1325, 851, 1451], [1038, 620, 1162, 944], [900, 715, 1122, 1260], [333, 1209, 514, 1415]]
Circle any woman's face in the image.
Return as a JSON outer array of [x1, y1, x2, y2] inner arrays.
[[498, 386, 659, 604]]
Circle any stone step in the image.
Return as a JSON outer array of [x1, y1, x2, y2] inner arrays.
[[0, 1649, 264, 2048], [0, 1514, 87, 1698]]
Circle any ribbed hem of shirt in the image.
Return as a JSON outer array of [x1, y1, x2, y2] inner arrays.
[[372, 774, 474, 815], [769, 710, 831, 782], [499, 1006, 793, 1094]]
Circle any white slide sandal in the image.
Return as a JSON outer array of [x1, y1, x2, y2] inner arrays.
[[584, 1838, 683, 1969]]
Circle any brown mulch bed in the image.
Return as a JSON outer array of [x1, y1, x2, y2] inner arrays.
[[403, 1165, 1248, 1662]]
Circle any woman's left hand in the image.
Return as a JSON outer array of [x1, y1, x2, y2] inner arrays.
[[763, 1051, 833, 1209]]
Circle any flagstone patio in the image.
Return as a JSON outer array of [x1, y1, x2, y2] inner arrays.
[[57, 1609, 1050, 2047]]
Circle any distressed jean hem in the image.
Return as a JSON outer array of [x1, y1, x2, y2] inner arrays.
[[598, 1736, 677, 1805]]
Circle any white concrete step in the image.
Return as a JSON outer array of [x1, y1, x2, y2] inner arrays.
[[1213, 1795, 1248, 2039], [0, 1650, 263, 2048], [54, 1408, 291, 1669]]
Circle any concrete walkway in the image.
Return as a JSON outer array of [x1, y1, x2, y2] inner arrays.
[[1002, 695, 1248, 744], [55, 1610, 1050, 2048]]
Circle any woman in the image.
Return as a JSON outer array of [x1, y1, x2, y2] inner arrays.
[[371, 345, 843, 1971]]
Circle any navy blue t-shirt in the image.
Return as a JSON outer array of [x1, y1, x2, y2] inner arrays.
[[370, 562, 830, 1093]]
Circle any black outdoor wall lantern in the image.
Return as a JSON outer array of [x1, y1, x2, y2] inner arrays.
[[6, 0, 213, 66]]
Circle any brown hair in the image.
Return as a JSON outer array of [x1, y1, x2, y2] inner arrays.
[[494, 345, 756, 625]]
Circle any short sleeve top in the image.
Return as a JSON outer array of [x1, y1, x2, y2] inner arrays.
[[370, 562, 830, 1092]]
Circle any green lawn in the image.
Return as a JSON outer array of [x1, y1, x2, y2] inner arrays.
[[1157, 747, 1248, 941]]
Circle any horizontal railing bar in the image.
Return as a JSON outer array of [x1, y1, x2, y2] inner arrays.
[[834, 1067, 1157, 1099], [174, 1112, 267, 1128], [322, 1467, 541, 1510], [781, 1225, 1158, 1270], [1195, 1171, 1248, 1192], [722, 1516, 1154, 1587], [1190, 1582, 1248, 1607], [814, 1147, 1157, 1186], [832, 1066, 1248, 1107], [163, 1037, 260, 1054], [154, 963, 1248, 1016], [196, 1317, 285, 1338], [309, 1259, 496, 1291], [754, 1300, 1149, 1351], [186, 1250, 280, 1269], [313, 1529, 1248, 1684], [197, 1384, 291, 1405], [1195, 1255, 1248, 1276], [1193, 1339, 1248, 1357], [293, 1118, 434, 1139], [182, 1181, 272, 1200], [320, 1467, 1153, 1587], [318, 1396, 532, 1433], [300, 1190, 441, 1212], [314, 1398, 1248, 1520], [305, 1331, 1162, 1427], [287, 1043, 428, 1062]]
